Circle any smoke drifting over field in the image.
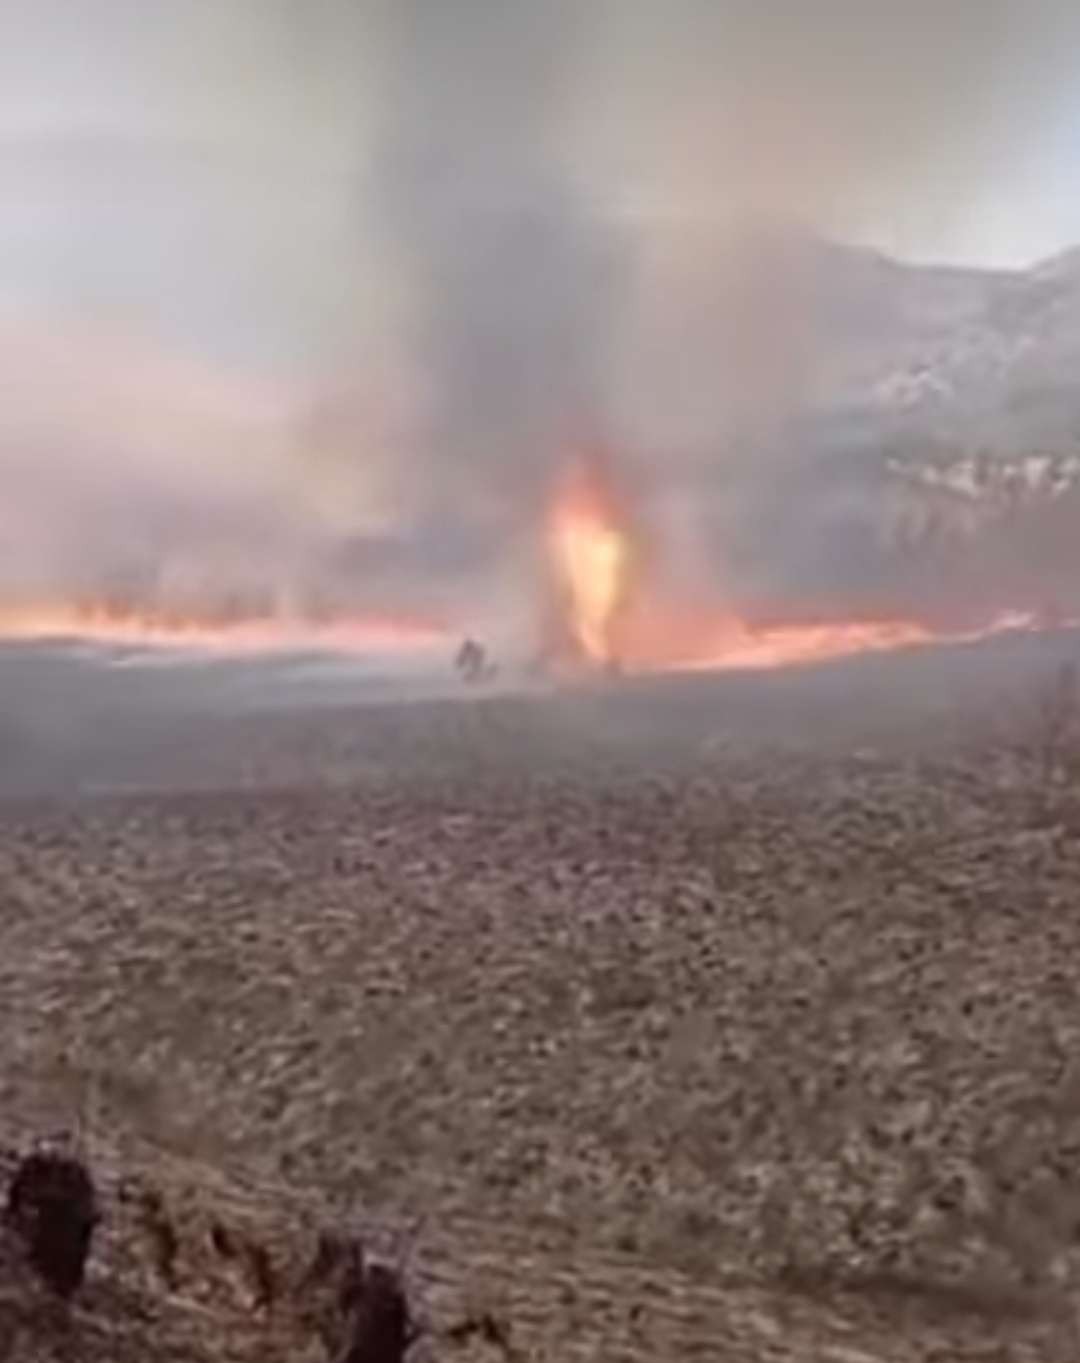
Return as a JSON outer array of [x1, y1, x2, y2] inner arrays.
[[2, 1, 1080, 645]]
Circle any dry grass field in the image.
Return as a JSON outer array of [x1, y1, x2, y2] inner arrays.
[[3, 634, 1080, 1359]]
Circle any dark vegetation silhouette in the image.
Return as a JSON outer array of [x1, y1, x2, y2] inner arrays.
[[295, 1228, 419, 1362], [5, 1148, 98, 1299], [338, 1259, 417, 1363], [455, 637, 498, 685], [445, 1309, 518, 1357]]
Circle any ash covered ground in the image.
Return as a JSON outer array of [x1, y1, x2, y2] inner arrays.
[[3, 632, 1080, 1360]]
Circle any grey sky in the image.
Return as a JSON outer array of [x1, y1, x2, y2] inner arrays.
[[2, 0, 1078, 372]]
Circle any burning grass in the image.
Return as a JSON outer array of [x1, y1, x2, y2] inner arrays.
[[0, 601, 450, 656], [0, 449, 1063, 686]]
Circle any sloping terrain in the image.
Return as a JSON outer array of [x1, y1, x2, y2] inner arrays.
[[1, 1131, 1070, 1361], [2, 650, 1080, 1358], [743, 232, 1080, 453]]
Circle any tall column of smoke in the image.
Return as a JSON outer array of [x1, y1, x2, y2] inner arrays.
[[367, 0, 629, 652]]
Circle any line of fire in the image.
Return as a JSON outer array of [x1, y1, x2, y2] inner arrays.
[[0, 443, 1062, 683]]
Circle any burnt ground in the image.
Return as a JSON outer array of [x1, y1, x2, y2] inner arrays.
[[2, 631, 1080, 1358]]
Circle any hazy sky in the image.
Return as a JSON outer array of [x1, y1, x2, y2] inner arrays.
[[2, 0, 1079, 371], [1, 1, 1079, 624]]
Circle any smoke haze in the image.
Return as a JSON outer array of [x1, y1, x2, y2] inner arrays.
[[3, 1, 1080, 641]]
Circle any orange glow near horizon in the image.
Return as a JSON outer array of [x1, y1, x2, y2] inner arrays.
[[0, 596, 1051, 676], [582, 589, 1045, 676], [0, 601, 451, 654], [617, 604, 936, 672]]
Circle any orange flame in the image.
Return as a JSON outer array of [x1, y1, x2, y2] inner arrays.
[[635, 607, 1054, 672], [544, 455, 1055, 676], [0, 601, 450, 654], [548, 458, 634, 666], [619, 606, 936, 672]]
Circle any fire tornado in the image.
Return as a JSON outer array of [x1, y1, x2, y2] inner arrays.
[[548, 456, 634, 667]]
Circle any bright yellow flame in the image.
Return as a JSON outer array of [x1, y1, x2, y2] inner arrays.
[[550, 469, 631, 664]]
